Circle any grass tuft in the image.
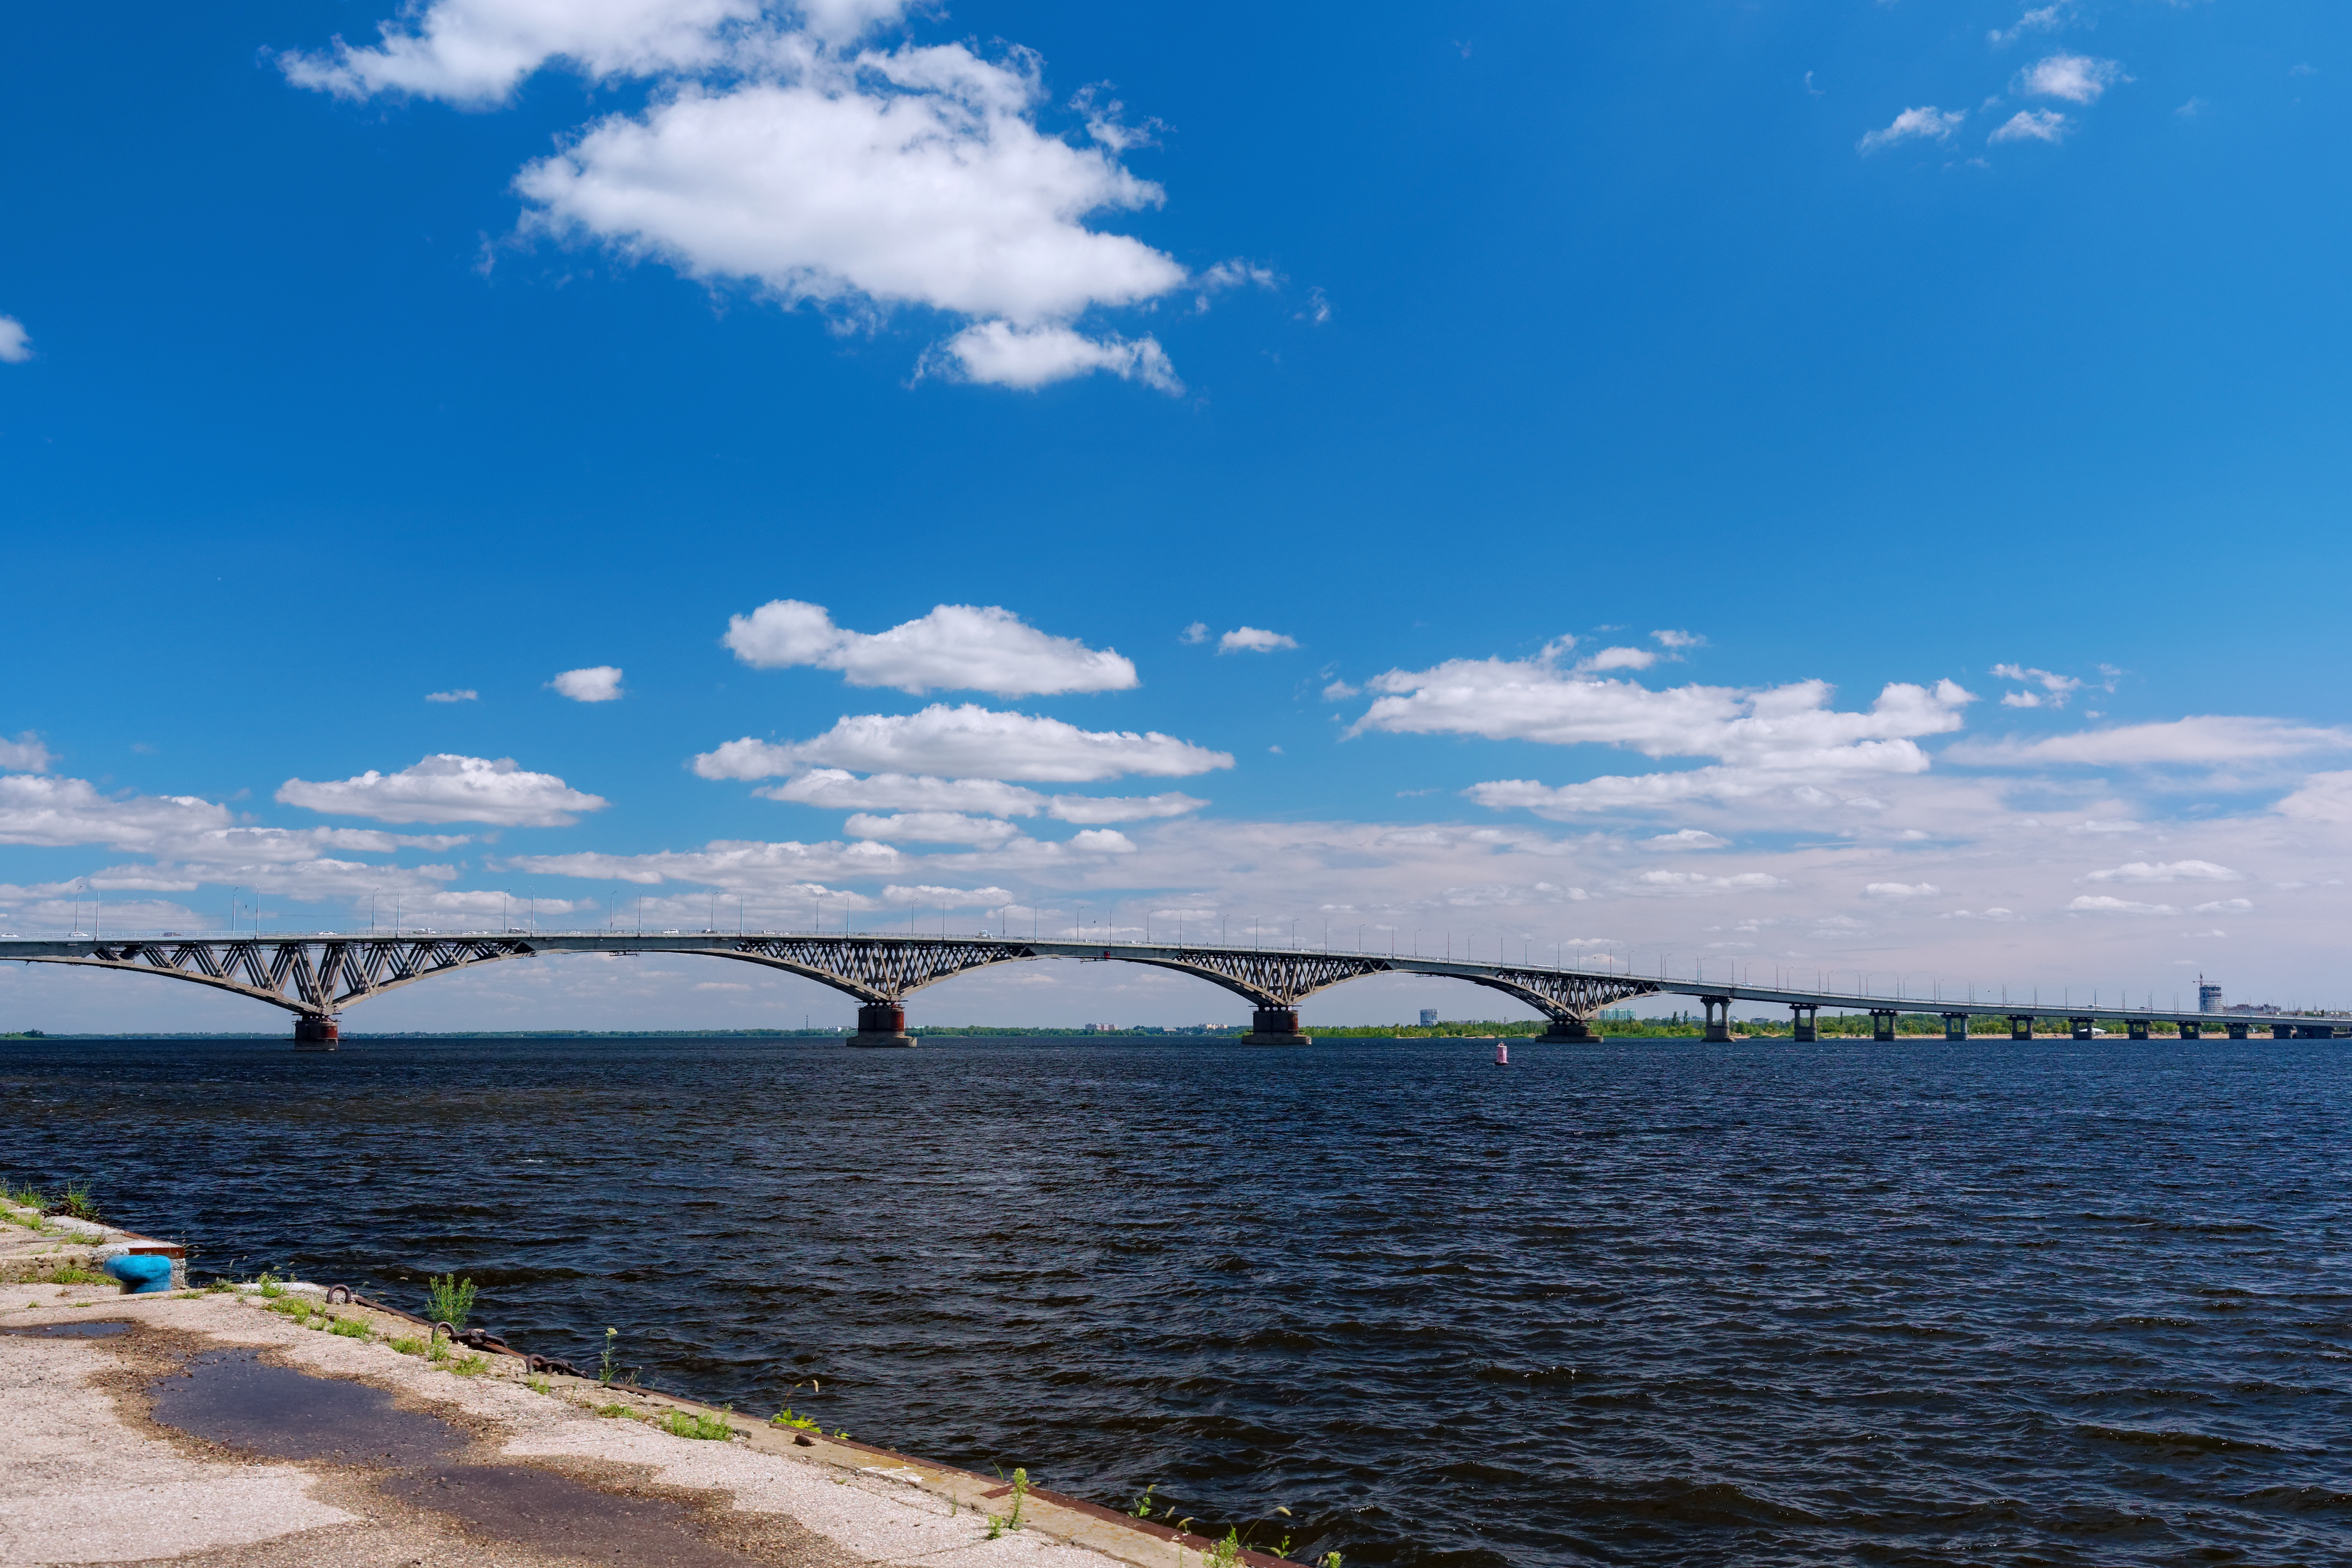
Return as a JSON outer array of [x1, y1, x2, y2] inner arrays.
[[449, 1353, 489, 1376], [659, 1407, 736, 1441], [329, 1316, 371, 1339], [388, 1335, 427, 1358]]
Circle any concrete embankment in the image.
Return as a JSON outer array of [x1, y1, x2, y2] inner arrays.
[[0, 1198, 1283, 1568]]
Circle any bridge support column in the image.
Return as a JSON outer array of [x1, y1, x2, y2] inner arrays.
[[2008, 1015, 2033, 1041], [2271, 1023, 2293, 1040], [292, 1013, 339, 1051], [1942, 1011, 1969, 1042], [2180, 1020, 2201, 1040], [1242, 1007, 1311, 1046], [1870, 1009, 1898, 1043], [1540, 1018, 1597, 1042], [2126, 1018, 2150, 1040], [1790, 1003, 1817, 1042], [2070, 1017, 2095, 1040], [846, 1003, 916, 1048], [2227, 1022, 2249, 1040], [1699, 996, 1733, 1043]]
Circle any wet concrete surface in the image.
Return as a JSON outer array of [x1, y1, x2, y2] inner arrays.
[[381, 1466, 757, 1565], [145, 1348, 762, 1563], [0, 1319, 131, 1337]]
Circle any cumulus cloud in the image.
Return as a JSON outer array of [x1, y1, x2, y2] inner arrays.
[[1358, 644, 1973, 773], [550, 666, 624, 702], [277, 754, 608, 826], [722, 601, 1136, 695], [2018, 53, 2128, 104], [1044, 792, 1206, 823], [936, 321, 1179, 393], [2274, 770, 2352, 824], [0, 774, 233, 850], [506, 835, 907, 887], [0, 732, 55, 773], [1643, 829, 1728, 850], [2083, 860, 2240, 884], [2191, 897, 2254, 914], [1651, 629, 1702, 650], [0, 316, 30, 364], [1992, 664, 2083, 708], [1620, 870, 1785, 897], [1219, 626, 1298, 654], [760, 768, 1051, 816], [844, 810, 1023, 846], [513, 46, 1187, 385], [1577, 647, 1657, 672], [1949, 716, 2352, 767], [1860, 106, 1966, 153], [1864, 882, 1941, 899], [1180, 622, 1209, 645], [280, 0, 775, 103], [2068, 894, 2177, 915], [882, 882, 1016, 907], [425, 689, 479, 703], [694, 703, 1232, 783], [1990, 108, 2070, 144]]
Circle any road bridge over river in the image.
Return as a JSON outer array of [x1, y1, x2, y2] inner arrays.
[[2, 932, 2343, 1049]]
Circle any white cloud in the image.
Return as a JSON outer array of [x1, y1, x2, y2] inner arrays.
[[1864, 882, 1941, 899], [1068, 828, 1136, 854], [281, 0, 778, 105], [514, 48, 1187, 380], [277, 754, 609, 826], [1990, 108, 2070, 143], [1991, 664, 2082, 707], [1860, 106, 1966, 153], [936, 321, 1180, 393], [1322, 680, 1360, 701], [1643, 829, 1728, 850], [1358, 645, 1972, 779], [1989, 4, 2068, 48], [882, 882, 1016, 907], [2192, 897, 2254, 914], [0, 732, 55, 773], [1180, 622, 1209, 645], [507, 835, 907, 887], [550, 666, 624, 702], [1950, 716, 2352, 766], [2083, 860, 2240, 884], [1577, 646, 1656, 672], [1219, 627, 1298, 654], [2274, 770, 2352, 824], [1621, 870, 1785, 897], [845, 810, 1023, 846], [1044, 793, 1207, 823], [2018, 53, 2128, 105], [1651, 629, 1702, 650], [693, 703, 1232, 783], [0, 316, 30, 364], [425, 689, 479, 703], [0, 774, 233, 850], [2068, 894, 2178, 914], [760, 768, 1051, 816], [723, 600, 1137, 694]]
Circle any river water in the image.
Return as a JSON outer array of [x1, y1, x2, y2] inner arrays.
[[4, 1033, 2347, 1565]]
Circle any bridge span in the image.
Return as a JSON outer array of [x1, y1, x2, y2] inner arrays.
[[1, 932, 2342, 1048]]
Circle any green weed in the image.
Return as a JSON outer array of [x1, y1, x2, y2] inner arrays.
[[43, 1266, 104, 1286], [449, 1353, 489, 1377], [1319, 1554, 1342, 1568], [389, 1335, 427, 1358], [770, 1408, 820, 1431], [526, 1376, 552, 1395], [427, 1338, 450, 1363], [659, 1406, 736, 1440], [255, 1271, 284, 1299], [424, 1274, 476, 1329], [56, 1183, 101, 1224], [329, 1316, 371, 1339], [266, 1296, 314, 1322], [1128, 1483, 1158, 1518], [1008, 1468, 1029, 1530], [599, 1326, 619, 1386], [595, 1401, 639, 1420]]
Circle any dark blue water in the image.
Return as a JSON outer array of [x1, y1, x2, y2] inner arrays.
[[5, 1034, 2348, 1565]]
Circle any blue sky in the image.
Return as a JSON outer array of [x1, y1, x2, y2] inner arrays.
[[5, 1, 2351, 1031]]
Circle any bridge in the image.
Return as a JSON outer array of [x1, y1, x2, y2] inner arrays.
[[4, 932, 2343, 1049]]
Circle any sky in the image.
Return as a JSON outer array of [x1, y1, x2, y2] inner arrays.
[[4, 0, 2351, 1033]]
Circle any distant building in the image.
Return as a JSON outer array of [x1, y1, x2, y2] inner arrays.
[[2199, 979, 2224, 1013], [1081, 1022, 1120, 1033], [1418, 1009, 1439, 1026], [2224, 1002, 2281, 1016]]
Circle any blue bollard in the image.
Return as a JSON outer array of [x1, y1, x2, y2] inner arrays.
[[102, 1254, 174, 1294]]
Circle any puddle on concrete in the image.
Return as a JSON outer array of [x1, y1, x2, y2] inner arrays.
[[147, 1351, 759, 1562], [1, 1320, 133, 1338], [150, 1349, 465, 1465], [380, 1466, 755, 1565]]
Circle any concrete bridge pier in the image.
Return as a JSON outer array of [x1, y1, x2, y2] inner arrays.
[[2180, 1020, 2202, 1039], [2227, 1022, 2250, 1039], [1699, 996, 1734, 1042], [2070, 1016, 2095, 1040], [2008, 1014, 2033, 1040], [1240, 1006, 1311, 1046], [292, 1013, 339, 1051], [846, 1003, 917, 1048], [1941, 1011, 1969, 1041], [1789, 1003, 1818, 1041], [1540, 1018, 1598, 1042], [2127, 1018, 2151, 1040], [1870, 1009, 1899, 1042]]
